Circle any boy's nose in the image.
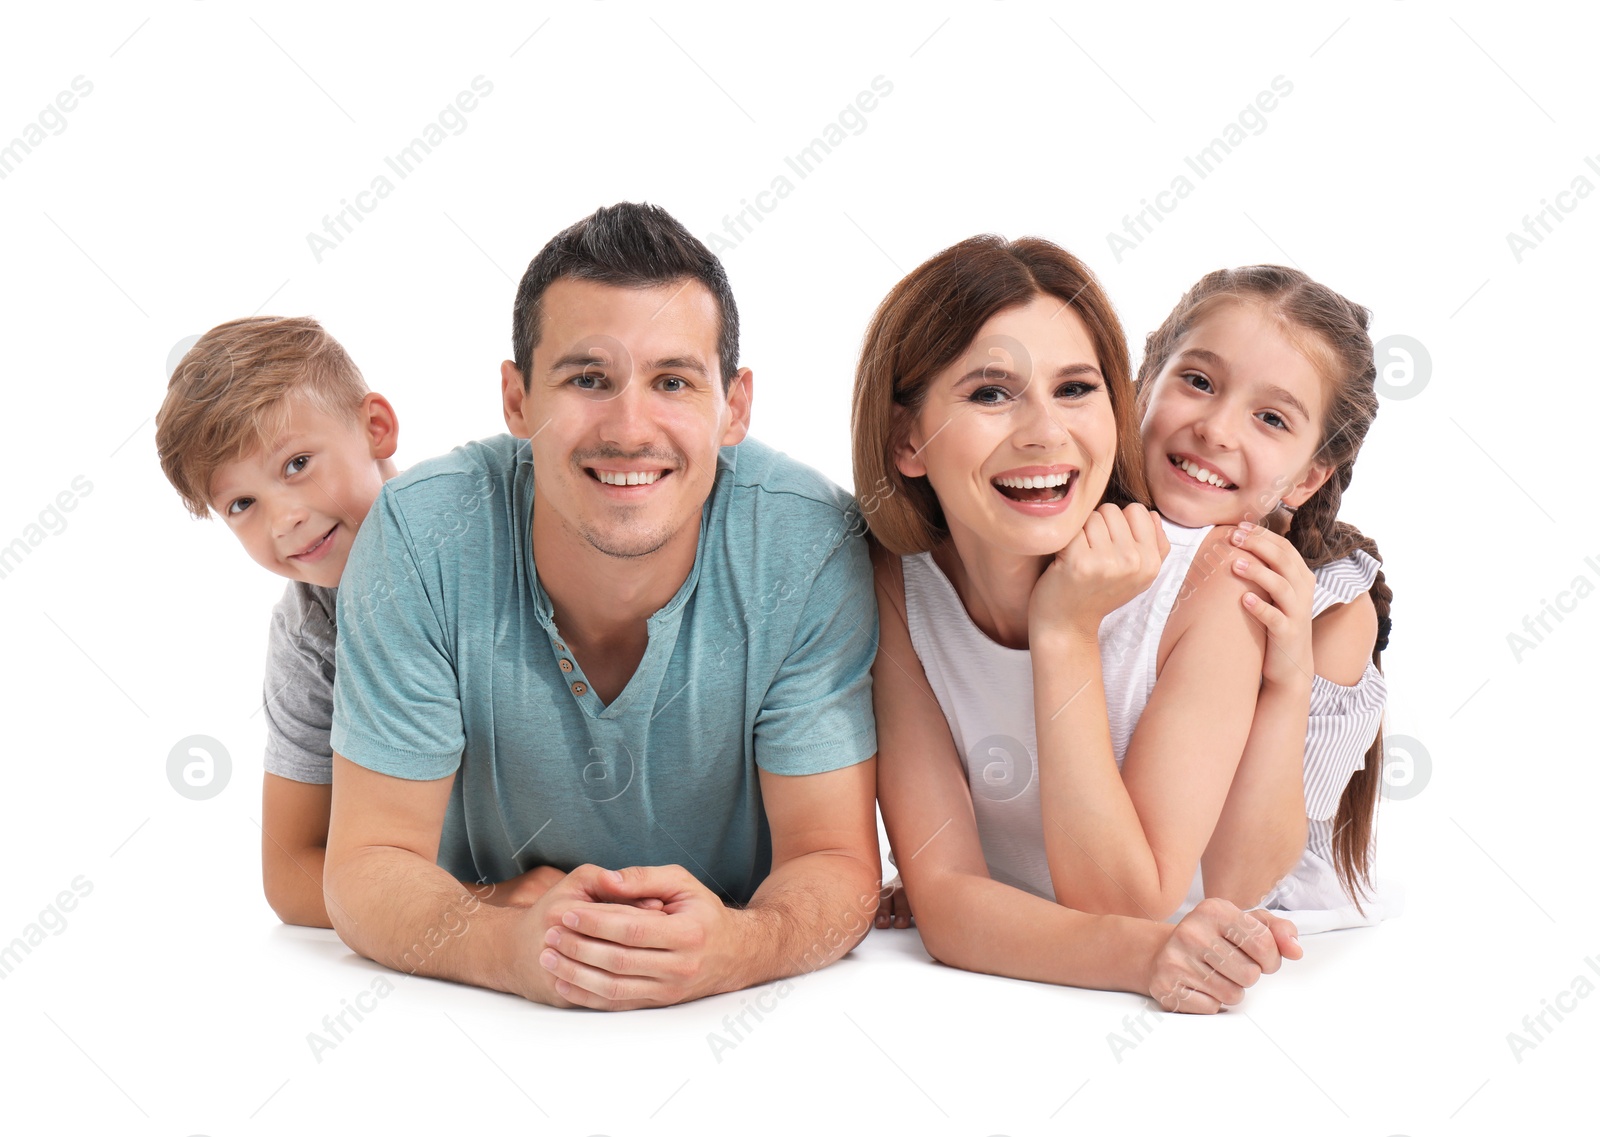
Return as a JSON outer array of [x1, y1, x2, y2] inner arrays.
[[272, 497, 310, 540]]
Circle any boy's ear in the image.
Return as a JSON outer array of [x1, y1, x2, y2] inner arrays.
[[360, 393, 399, 460], [1282, 458, 1333, 510]]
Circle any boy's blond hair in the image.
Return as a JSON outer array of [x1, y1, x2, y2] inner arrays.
[[156, 316, 369, 519]]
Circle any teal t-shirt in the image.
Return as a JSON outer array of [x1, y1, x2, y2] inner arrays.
[[330, 434, 878, 904]]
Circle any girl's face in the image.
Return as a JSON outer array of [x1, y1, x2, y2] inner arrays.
[[895, 294, 1119, 558], [1140, 300, 1333, 528]]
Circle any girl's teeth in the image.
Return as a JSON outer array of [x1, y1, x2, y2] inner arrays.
[[1174, 457, 1232, 489]]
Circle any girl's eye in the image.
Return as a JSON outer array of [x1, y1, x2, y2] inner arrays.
[[1182, 371, 1213, 393], [1259, 411, 1288, 430], [969, 385, 1010, 405], [227, 497, 253, 516], [285, 454, 310, 476]]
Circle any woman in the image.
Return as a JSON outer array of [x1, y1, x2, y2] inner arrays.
[[854, 235, 1302, 1012]]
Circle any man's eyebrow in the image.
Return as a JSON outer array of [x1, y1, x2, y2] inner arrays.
[[643, 356, 708, 376], [547, 351, 611, 373]]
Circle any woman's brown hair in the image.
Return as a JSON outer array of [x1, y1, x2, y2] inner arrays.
[[1137, 265, 1393, 907], [852, 235, 1147, 555]]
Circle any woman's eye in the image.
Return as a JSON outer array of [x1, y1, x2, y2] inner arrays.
[[1057, 381, 1099, 399], [227, 497, 253, 516], [969, 385, 1010, 405], [285, 455, 310, 476]]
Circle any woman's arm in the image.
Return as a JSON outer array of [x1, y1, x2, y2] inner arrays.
[[1032, 521, 1267, 919], [872, 544, 1296, 1010]]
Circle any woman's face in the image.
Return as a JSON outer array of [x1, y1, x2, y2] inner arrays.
[[895, 294, 1120, 558], [1139, 300, 1332, 529]]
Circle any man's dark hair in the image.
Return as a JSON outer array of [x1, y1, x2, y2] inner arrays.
[[511, 202, 740, 391]]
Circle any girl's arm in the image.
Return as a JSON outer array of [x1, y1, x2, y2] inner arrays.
[[1203, 528, 1380, 905], [1033, 519, 1266, 919], [872, 544, 1297, 1011], [1201, 523, 1316, 905]]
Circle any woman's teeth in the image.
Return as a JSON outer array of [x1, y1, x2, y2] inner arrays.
[[595, 470, 663, 486], [994, 472, 1072, 490], [1171, 456, 1234, 489]]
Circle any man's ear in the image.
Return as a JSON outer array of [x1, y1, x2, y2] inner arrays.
[[720, 367, 754, 447], [1282, 459, 1334, 510], [360, 393, 400, 460], [501, 360, 533, 437]]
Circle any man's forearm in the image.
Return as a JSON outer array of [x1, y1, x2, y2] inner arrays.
[[731, 849, 882, 990], [324, 846, 529, 999]]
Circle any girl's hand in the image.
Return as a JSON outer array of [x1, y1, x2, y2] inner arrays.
[[1147, 898, 1302, 1014], [1030, 503, 1170, 643], [1229, 521, 1316, 691], [874, 875, 914, 929]]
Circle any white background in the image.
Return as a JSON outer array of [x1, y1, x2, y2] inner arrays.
[[2, 2, 1596, 1133]]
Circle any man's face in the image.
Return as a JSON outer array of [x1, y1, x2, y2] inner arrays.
[[207, 392, 396, 588], [503, 277, 752, 561]]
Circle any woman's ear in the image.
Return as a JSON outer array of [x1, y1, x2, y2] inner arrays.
[[893, 425, 927, 479]]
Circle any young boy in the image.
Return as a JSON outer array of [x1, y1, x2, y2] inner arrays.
[[155, 316, 562, 927]]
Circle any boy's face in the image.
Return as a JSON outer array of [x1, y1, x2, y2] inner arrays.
[[207, 392, 397, 589]]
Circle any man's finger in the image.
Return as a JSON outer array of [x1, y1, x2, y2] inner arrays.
[[557, 901, 689, 949]]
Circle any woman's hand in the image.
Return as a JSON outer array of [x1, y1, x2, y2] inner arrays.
[[1030, 503, 1170, 644], [1228, 521, 1316, 692], [1146, 898, 1302, 1014]]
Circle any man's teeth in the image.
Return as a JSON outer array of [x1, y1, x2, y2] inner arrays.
[[1173, 457, 1233, 489], [994, 472, 1073, 489], [595, 470, 664, 486]]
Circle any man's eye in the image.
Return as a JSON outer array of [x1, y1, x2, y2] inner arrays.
[[228, 497, 253, 516], [572, 373, 604, 390], [661, 376, 686, 392]]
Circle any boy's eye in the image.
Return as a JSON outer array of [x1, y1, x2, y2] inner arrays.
[[227, 497, 253, 516], [285, 454, 310, 476]]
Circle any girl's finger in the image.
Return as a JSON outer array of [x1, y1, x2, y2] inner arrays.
[[1242, 590, 1286, 633], [1231, 557, 1294, 608]]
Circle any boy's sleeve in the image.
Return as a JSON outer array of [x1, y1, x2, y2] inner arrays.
[[262, 584, 337, 785], [330, 487, 466, 781], [752, 508, 879, 775]]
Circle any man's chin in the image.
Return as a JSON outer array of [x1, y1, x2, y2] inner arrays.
[[580, 525, 676, 561]]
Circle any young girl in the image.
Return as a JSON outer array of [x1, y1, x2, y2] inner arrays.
[[856, 236, 1302, 1013], [1133, 265, 1392, 933]]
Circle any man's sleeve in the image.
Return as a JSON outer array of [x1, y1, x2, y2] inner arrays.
[[262, 585, 336, 785], [330, 487, 465, 781], [752, 509, 879, 775]]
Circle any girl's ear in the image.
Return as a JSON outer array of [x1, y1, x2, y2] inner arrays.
[[1283, 459, 1334, 510]]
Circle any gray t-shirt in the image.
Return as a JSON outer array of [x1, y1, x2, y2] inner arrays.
[[263, 581, 339, 784]]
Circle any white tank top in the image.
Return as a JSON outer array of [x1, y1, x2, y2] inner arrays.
[[902, 518, 1212, 916]]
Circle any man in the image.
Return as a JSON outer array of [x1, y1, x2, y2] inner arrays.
[[323, 202, 881, 1010]]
